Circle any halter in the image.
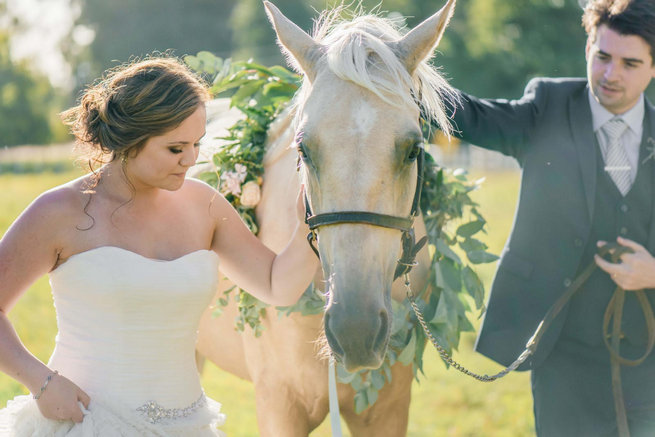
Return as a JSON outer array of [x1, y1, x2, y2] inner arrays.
[[303, 146, 427, 280]]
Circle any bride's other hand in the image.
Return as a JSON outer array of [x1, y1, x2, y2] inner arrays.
[[35, 373, 90, 423]]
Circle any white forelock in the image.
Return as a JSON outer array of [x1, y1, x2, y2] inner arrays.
[[293, 7, 457, 137]]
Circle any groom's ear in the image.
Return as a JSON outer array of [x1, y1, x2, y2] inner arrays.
[[263, 1, 322, 81]]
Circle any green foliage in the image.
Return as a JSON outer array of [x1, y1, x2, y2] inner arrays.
[[186, 52, 301, 237], [0, 31, 62, 147], [188, 53, 496, 414]]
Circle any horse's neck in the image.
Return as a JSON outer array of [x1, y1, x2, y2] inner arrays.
[[256, 107, 300, 252], [263, 105, 296, 168]]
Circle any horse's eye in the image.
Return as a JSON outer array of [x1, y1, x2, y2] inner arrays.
[[297, 142, 309, 161], [407, 143, 422, 162]]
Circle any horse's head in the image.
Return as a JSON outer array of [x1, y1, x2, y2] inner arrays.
[[265, 0, 456, 372]]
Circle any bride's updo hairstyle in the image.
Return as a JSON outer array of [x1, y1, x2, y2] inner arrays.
[[62, 56, 210, 168]]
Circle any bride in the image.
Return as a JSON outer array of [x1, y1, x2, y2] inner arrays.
[[0, 56, 318, 436]]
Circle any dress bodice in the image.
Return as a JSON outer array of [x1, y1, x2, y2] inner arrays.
[[47, 246, 219, 410]]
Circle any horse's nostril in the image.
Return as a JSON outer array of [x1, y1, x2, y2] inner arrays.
[[373, 310, 390, 353], [324, 313, 345, 358]]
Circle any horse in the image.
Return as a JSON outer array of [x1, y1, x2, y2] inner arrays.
[[196, 1, 457, 435]]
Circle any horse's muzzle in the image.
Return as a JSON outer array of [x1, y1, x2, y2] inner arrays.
[[324, 306, 390, 372]]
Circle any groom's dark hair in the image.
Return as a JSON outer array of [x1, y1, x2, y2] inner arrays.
[[583, 0, 655, 63]]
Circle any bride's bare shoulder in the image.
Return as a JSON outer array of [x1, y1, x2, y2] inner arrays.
[[26, 173, 97, 220], [5, 174, 97, 259], [180, 177, 223, 202], [179, 177, 232, 214]]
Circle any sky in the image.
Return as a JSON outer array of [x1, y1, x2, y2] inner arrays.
[[5, 0, 91, 88]]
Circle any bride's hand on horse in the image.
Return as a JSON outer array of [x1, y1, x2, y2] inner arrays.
[[35, 372, 90, 423], [595, 237, 655, 290]]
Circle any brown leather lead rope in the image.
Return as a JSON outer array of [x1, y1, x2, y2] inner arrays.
[[602, 273, 655, 437], [407, 242, 655, 436]]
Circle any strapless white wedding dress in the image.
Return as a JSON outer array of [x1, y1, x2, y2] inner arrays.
[[0, 246, 226, 436]]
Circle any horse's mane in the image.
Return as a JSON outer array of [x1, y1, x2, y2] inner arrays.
[[287, 5, 457, 137]]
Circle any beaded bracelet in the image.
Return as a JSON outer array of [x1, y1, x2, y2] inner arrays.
[[33, 370, 58, 400]]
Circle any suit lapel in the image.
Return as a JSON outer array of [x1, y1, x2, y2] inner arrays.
[[643, 99, 655, 252], [569, 85, 597, 221]]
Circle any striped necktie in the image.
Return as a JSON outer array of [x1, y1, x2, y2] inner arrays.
[[602, 117, 631, 196]]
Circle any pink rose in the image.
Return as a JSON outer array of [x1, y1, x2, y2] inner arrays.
[[234, 163, 247, 183], [240, 181, 261, 208], [221, 171, 242, 195]]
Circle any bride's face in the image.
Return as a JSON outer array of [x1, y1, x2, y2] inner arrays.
[[126, 105, 206, 191]]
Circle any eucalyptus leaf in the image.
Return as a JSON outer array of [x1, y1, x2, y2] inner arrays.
[[371, 370, 385, 390], [429, 292, 449, 325], [230, 80, 266, 107], [398, 330, 417, 365], [350, 373, 364, 391], [459, 237, 487, 253], [269, 65, 301, 83], [467, 250, 499, 264], [436, 237, 461, 263], [354, 392, 368, 414], [462, 266, 485, 308], [459, 313, 475, 332], [437, 258, 461, 292], [366, 386, 379, 407], [456, 220, 485, 238]]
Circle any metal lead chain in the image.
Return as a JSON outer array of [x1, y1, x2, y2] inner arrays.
[[404, 273, 532, 382]]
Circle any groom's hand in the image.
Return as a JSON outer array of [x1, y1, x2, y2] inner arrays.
[[595, 237, 655, 290]]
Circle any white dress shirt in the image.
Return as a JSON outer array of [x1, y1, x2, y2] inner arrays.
[[588, 89, 645, 184]]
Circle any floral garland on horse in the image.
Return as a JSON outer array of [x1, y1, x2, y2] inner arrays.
[[186, 51, 497, 414]]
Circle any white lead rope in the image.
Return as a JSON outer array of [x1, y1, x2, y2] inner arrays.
[[328, 356, 343, 437]]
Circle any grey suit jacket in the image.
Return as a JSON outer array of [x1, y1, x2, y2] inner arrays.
[[449, 77, 655, 369]]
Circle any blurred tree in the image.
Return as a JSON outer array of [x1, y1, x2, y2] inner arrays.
[[0, 31, 62, 146], [67, 0, 653, 102], [229, 0, 315, 65], [69, 0, 237, 87], [229, 0, 439, 68], [230, 0, 591, 99], [434, 0, 587, 98]]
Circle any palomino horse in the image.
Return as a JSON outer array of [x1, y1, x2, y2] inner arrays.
[[197, 1, 457, 435]]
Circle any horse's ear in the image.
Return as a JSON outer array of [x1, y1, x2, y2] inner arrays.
[[264, 1, 321, 81], [391, 0, 456, 75]]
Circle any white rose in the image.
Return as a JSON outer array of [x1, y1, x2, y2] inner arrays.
[[240, 181, 261, 208]]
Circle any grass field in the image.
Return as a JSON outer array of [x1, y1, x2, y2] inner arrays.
[[0, 168, 534, 436]]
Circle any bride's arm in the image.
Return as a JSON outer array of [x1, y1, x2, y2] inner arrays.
[[207, 185, 319, 307], [0, 188, 89, 422]]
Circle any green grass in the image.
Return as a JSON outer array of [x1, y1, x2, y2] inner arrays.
[[0, 169, 534, 436]]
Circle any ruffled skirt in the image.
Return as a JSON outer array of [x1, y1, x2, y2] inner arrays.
[[0, 394, 226, 437]]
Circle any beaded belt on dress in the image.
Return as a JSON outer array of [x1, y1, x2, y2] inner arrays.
[[136, 393, 206, 424]]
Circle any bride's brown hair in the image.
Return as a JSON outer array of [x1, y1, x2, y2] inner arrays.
[[62, 56, 210, 168], [61, 56, 210, 229]]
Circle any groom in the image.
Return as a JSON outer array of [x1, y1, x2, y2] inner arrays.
[[444, 0, 655, 435]]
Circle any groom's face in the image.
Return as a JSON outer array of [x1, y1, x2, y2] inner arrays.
[[586, 24, 655, 115]]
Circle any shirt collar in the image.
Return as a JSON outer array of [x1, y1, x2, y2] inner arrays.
[[587, 87, 645, 135]]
